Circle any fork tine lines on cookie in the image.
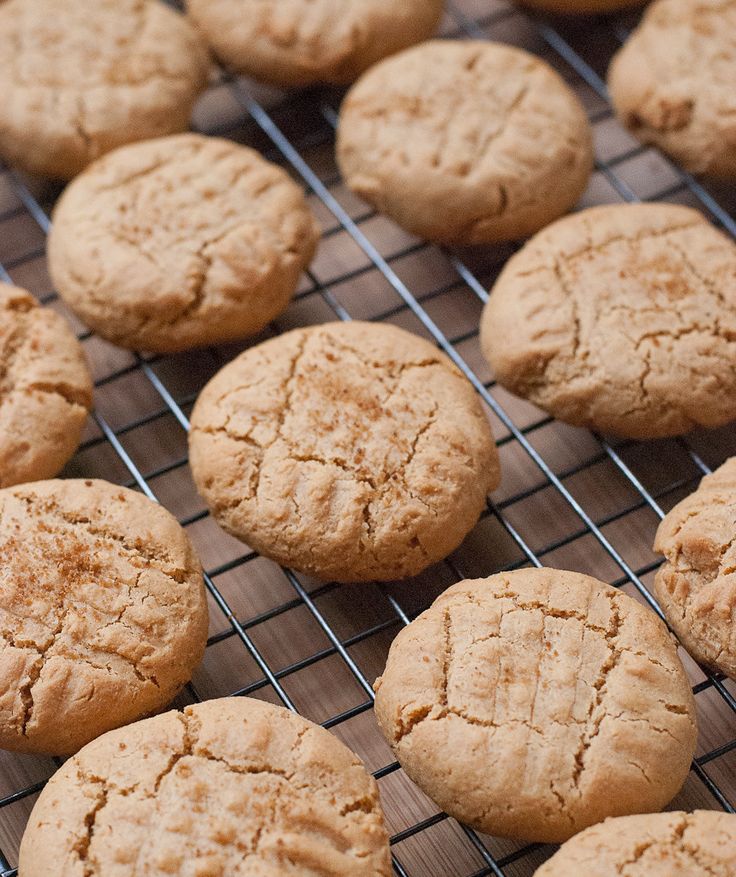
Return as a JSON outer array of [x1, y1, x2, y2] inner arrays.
[[0, 1, 736, 875]]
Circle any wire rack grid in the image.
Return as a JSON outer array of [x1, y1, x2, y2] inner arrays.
[[1, 1, 736, 875]]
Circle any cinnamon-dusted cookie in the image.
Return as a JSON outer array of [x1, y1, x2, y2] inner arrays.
[[48, 134, 320, 353], [654, 457, 736, 679], [187, 0, 444, 87], [535, 810, 736, 875], [608, 0, 736, 178], [0, 479, 208, 755], [0, 283, 92, 488], [19, 697, 392, 876], [336, 40, 593, 245], [189, 321, 499, 582], [374, 569, 697, 843], [481, 203, 736, 439], [0, 0, 210, 180]]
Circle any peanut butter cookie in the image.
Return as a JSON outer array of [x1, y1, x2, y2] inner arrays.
[[0, 0, 210, 180], [0, 283, 92, 488], [0, 479, 208, 755], [374, 569, 697, 843], [189, 321, 500, 582], [535, 810, 736, 875], [48, 134, 320, 353], [654, 457, 736, 679], [481, 203, 736, 439], [337, 40, 593, 245], [608, 0, 736, 178], [19, 697, 392, 876], [187, 0, 444, 87]]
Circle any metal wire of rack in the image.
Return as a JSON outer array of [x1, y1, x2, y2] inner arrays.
[[1, 2, 736, 875]]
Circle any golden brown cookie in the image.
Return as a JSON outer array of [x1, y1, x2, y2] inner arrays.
[[535, 810, 736, 876], [608, 0, 736, 178], [0, 0, 210, 180], [189, 321, 499, 582], [374, 569, 697, 843], [480, 203, 736, 439], [336, 40, 593, 245], [186, 0, 444, 87], [654, 458, 736, 679], [0, 479, 208, 755], [517, 0, 644, 12], [48, 134, 320, 353], [18, 697, 392, 876], [0, 283, 92, 488]]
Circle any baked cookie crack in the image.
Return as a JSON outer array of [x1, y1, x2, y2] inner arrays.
[[0, 310, 30, 409], [571, 594, 622, 791], [19, 599, 72, 735], [72, 774, 108, 877]]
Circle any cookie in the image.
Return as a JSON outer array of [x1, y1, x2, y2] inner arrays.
[[186, 0, 444, 87], [0, 479, 208, 755], [480, 203, 736, 439], [0, 0, 210, 180], [608, 0, 736, 178], [535, 810, 736, 876], [0, 283, 92, 488], [374, 568, 697, 843], [654, 457, 736, 679], [189, 321, 499, 582], [336, 40, 593, 245], [19, 696, 392, 876], [48, 134, 320, 353]]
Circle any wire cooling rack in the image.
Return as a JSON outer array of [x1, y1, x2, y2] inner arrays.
[[1, 1, 736, 874]]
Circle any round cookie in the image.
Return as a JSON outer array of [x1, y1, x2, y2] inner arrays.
[[535, 810, 736, 876], [0, 283, 92, 488], [336, 40, 593, 245], [19, 697, 392, 876], [480, 203, 736, 439], [517, 0, 644, 12], [0, 0, 210, 180], [189, 321, 499, 582], [0, 479, 208, 755], [48, 134, 320, 353], [608, 0, 736, 178], [186, 0, 444, 87], [374, 568, 697, 844], [654, 457, 736, 679]]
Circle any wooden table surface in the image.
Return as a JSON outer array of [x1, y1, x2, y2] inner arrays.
[[1, 2, 735, 875]]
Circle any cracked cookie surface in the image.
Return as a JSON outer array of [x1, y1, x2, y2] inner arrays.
[[0, 283, 92, 488], [654, 457, 736, 680], [0, 0, 209, 180], [189, 321, 499, 582], [0, 478, 208, 755], [187, 0, 443, 87], [535, 810, 736, 875], [373, 569, 697, 843], [19, 697, 392, 876], [480, 203, 736, 439], [48, 134, 320, 353], [336, 40, 593, 245], [608, 0, 736, 178]]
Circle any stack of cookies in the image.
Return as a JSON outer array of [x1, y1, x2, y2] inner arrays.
[[2, 0, 736, 874]]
